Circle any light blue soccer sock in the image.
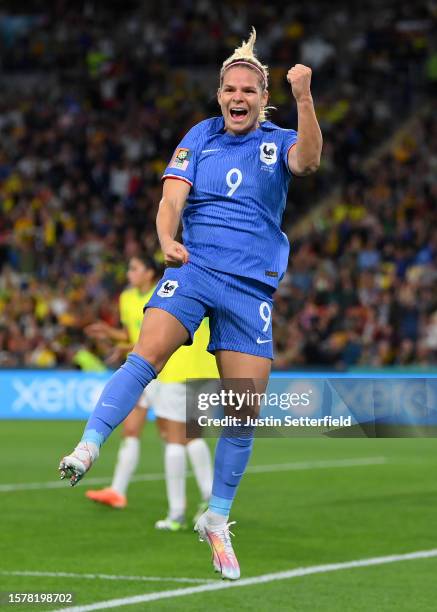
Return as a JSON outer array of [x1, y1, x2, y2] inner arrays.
[[81, 353, 156, 447], [209, 431, 255, 518]]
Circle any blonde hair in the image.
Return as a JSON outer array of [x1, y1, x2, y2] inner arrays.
[[220, 28, 270, 122]]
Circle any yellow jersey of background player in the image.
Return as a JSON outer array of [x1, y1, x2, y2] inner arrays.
[[119, 285, 218, 382]]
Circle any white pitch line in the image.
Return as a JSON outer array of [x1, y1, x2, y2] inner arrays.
[[242, 456, 386, 473], [0, 570, 212, 585], [52, 548, 437, 611], [0, 457, 386, 493], [0, 472, 165, 493]]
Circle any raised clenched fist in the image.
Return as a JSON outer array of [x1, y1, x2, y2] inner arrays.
[[286, 64, 312, 102]]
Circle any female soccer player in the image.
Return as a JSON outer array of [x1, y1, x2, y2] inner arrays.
[[60, 29, 322, 580]]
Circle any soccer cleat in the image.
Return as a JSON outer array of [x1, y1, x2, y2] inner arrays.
[[192, 500, 209, 526], [86, 487, 127, 509], [194, 512, 240, 580], [59, 442, 99, 487], [154, 516, 187, 532]]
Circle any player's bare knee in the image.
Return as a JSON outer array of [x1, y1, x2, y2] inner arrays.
[[157, 418, 169, 442], [123, 427, 141, 438], [123, 421, 142, 437], [131, 342, 167, 372], [159, 429, 169, 442]]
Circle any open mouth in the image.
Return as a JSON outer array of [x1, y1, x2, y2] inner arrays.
[[230, 108, 248, 122]]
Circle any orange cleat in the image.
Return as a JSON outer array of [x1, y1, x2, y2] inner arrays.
[[85, 487, 127, 509]]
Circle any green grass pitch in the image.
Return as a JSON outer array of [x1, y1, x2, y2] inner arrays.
[[1, 420, 437, 611]]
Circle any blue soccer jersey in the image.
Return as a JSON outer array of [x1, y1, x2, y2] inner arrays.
[[162, 117, 297, 288]]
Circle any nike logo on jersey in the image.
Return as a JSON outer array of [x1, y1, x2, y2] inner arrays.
[[256, 338, 272, 344], [201, 148, 220, 154], [102, 402, 117, 409]]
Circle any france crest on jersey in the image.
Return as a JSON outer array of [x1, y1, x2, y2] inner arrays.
[[163, 117, 297, 289]]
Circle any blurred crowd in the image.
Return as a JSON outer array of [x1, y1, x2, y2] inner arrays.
[[274, 110, 437, 368], [0, 1, 436, 369]]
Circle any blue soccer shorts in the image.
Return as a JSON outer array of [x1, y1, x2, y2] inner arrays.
[[145, 261, 275, 359]]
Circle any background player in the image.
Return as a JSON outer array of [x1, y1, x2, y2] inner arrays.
[[84, 255, 216, 529], [151, 318, 217, 530], [60, 29, 322, 580]]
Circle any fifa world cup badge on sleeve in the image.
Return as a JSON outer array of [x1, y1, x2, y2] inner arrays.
[[170, 148, 192, 171]]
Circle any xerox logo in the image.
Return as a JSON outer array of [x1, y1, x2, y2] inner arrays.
[[11, 378, 106, 414]]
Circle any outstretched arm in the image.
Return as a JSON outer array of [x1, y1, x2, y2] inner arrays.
[[157, 178, 191, 265], [85, 321, 129, 343], [287, 64, 323, 176]]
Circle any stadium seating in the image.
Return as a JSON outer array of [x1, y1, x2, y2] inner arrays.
[[0, 1, 435, 368]]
